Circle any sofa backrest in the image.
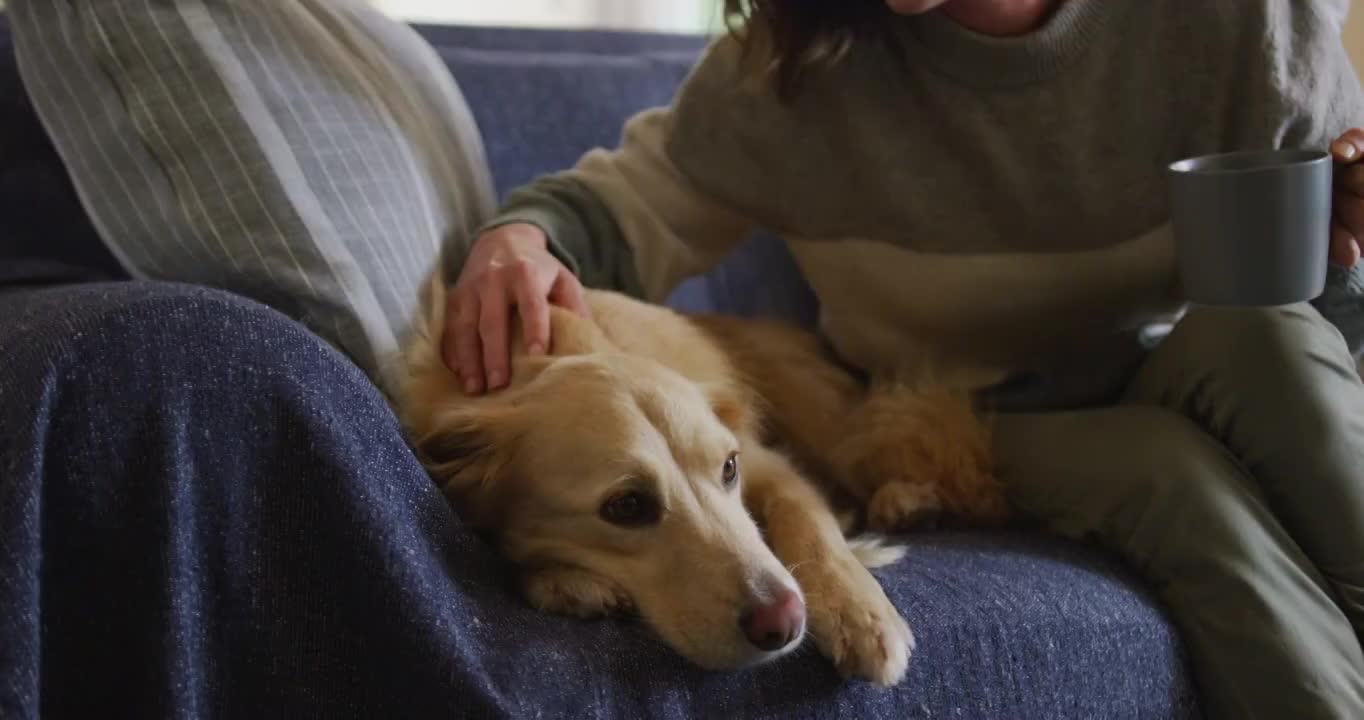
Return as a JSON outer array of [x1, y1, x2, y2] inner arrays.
[[438, 28, 703, 201], [0, 18, 818, 325]]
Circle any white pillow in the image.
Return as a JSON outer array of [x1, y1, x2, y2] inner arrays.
[[10, 0, 496, 390]]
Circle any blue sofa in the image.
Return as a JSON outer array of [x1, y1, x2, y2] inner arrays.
[[0, 19, 1201, 719]]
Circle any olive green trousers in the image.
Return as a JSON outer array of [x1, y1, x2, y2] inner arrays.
[[998, 304, 1364, 719]]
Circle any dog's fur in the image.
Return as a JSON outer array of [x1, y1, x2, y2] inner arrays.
[[397, 276, 1006, 686]]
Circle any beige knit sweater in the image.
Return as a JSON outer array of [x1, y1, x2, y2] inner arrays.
[[473, 0, 1364, 407]]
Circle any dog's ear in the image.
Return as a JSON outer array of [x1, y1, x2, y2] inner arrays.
[[702, 380, 756, 435], [415, 404, 516, 506], [542, 304, 615, 356], [507, 354, 556, 390]]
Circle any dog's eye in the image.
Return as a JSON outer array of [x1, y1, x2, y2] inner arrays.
[[600, 490, 662, 528], [722, 453, 740, 488]]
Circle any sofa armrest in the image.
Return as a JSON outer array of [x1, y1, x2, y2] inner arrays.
[[0, 278, 393, 505], [0, 279, 374, 393]]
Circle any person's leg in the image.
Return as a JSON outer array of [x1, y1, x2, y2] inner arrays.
[[996, 406, 1364, 720], [1124, 303, 1364, 633]]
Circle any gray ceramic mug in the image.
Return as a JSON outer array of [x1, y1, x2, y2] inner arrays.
[[1168, 148, 1333, 306]]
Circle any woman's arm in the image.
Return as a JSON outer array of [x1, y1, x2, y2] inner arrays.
[[1288, 2, 1364, 354], [484, 108, 757, 301], [445, 107, 758, 392]]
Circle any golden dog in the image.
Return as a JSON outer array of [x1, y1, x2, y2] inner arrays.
[[397, 276, 1006, 686]]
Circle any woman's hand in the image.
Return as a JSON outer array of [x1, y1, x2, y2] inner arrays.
[[1329, 129, 1364, 267], [442, 223, 589, 394]]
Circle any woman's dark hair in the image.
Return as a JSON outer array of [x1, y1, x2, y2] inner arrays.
[[722, 0, 891, 100]]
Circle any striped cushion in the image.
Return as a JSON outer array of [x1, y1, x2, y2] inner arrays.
[[8, 0, 496, 389]]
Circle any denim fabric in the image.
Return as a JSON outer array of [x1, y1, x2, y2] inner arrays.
[[0, 281, 1200, 719]]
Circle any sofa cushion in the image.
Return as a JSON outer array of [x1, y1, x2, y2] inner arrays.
[[6, 0, 497, 386]]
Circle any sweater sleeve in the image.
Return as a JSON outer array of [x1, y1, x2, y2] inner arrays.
[[1269, 0, 1362, 152], [474, 174, 645, 298], [1315, 265, 1364, 359], [1266, 0, 1364, 354], [469, 106, 757, 302], [1309, 15, 1364, 356]]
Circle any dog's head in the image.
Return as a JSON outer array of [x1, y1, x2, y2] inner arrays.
[[397, 276, 804, 669]]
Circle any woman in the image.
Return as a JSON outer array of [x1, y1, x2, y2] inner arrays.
[[444, 0, 1364, 717]]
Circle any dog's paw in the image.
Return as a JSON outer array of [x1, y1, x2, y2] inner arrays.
[[523, 568, 631, 618], [803, 556, 915, 687], [867, 482, 943, 533], [821, 585, 915, 687], [830, 382, 1009, 528]]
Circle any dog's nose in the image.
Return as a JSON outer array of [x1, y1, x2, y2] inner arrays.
[[739, 588, 805, 651]]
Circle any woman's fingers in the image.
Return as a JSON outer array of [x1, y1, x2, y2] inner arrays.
[[451, 288, 486, 394], [478, 275, 513, 391]]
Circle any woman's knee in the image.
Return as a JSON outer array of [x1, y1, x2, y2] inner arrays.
[[1132, 304, 1356, 444], [1043, 407, 1277, 577], [1159, 304, 1350, 383], [1001, 406, 1266, 559]]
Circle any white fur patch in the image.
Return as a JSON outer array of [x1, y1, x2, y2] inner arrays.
[[847, 535, 907, 569]]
